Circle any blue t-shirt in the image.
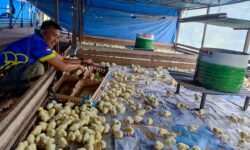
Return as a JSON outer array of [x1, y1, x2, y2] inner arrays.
[[0, 34, 56, 71]]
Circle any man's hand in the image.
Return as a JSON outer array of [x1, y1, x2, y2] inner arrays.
[[83, 59, 94, 65], [79, 65, 87, 72]]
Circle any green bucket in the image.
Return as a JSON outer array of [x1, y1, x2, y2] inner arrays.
[[134, 33, 154, 51], [194, 48, 249, 92]]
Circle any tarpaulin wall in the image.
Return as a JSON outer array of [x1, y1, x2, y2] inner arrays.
[[29, 0, 179, 43], [0, 0, 36, 28]]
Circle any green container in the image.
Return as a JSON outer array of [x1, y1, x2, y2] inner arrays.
[[194, 48, 249, 93], [135, 33, 154, 50]]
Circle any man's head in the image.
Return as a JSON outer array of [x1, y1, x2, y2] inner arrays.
[[40, 20, 61, 48]]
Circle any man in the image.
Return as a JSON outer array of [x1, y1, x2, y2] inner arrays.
[[0, 20, 92, 96]]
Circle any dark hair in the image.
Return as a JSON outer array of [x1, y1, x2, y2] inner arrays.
[[40, 20, 61, 31]]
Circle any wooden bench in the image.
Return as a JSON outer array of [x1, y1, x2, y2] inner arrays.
[[169, 70, 250, 111]]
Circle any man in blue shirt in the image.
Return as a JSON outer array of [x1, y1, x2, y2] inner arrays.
[[0, 20, 92, 96]]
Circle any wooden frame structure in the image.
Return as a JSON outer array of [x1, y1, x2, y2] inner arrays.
[[175, 8, 250, 55], [53, 62, 110, 106], [170, 70, 250, 111], [0, 68, 56, 149], [77, 44, 197, 70]]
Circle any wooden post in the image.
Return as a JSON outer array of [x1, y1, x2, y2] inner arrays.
[[30, 5, 33, 27], [9, 0, 13, 29], [72, 0, 78, 54], [174, 9, 182, 47], [82, 0, 85, 41], [54, 0, 60, 52], [201, 7, 210, 48], [78, 0, 83, 43], [243, 30, 250, 54], [20, 2, 23, 27]]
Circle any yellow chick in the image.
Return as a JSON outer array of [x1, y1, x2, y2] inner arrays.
[[114, 130, 123, 139], [164, 138, 176, 146], [124, 127, 135, 136], [191, 146, 201, 150], [177, 143, 190, 150], [154, 141, 164, 150], [188, 124, 199, 132], [158, 128, 169, 137], [124, 116, 134, 125], [146, 118, 154, 126]]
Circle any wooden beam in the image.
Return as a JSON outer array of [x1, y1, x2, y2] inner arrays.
[[0, 68, 56, 150], [54, 0, 60, 52], [72, 0, 78, 51], [175, 43, 200, 51], [79, 45, 193, 57], [78, 0, 83, 42], [9, 0, 13, 29], [243, 30, 250, 53], [78, 48, 197, 63], [77, 54, 196, 70], [81, 35, 174, 49], [11, 96, 46, 149], [175, 47, 199, 55]]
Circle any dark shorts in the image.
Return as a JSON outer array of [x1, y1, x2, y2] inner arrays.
[[0, 61, 45, 93]]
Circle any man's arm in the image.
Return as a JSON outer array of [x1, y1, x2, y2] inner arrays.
[[55, 52, 64, 61], [46, 54, 85, 72], [56, 52, 93, 65]]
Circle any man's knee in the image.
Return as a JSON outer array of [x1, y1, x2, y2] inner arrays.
[[33, 61, 45, 76], [22, 62, 45, 80]]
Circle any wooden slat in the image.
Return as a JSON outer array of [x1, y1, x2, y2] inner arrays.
[[91, 70, 111, 104], [77, 54, 196, 70], [0, 68, 56, 150], [176, 43, 200, 51], [78, 46, 197, 63], [10, 94, 47, 149], [175, 46, 199, 54], [80, 45, 191, 57], [81, 35, 174, 49]]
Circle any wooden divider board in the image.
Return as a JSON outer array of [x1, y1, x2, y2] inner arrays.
[[81, 35, 174, 49], [77, 54, 196, 70], [79, 45, 197, 63], [0, 68, 56, 150]]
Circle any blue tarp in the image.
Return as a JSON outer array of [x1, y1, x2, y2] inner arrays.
[[85, 7, 178, 43], [95, 0, 247, 10], [28, 0, 246, 43], [0, 0, 36, 27], [29, 0, 179, 43]]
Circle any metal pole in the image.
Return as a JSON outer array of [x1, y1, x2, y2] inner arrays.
[[243, 30, 250, 53], [54, 0, 59, 52], [201, 7, 210, 48], [78, 0, 83, 43], [20, 2, 23, 27], [72, 0, 78, 52], [174, 9, 182, 47], [9, 0, 13, 29], [82, 0, 85, 42], [30, 5, 33, 27]]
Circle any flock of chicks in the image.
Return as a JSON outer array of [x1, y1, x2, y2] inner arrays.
[[16, 101, 109, 150], [94, 64, 203, 150], [81, 41, 181, 54], [16, 63, 250, 150]]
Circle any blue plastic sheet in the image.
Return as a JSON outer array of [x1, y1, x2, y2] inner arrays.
[[103, 66, 235, 150], [29, 0, 178, 43], [85, 7, 178, 43]]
